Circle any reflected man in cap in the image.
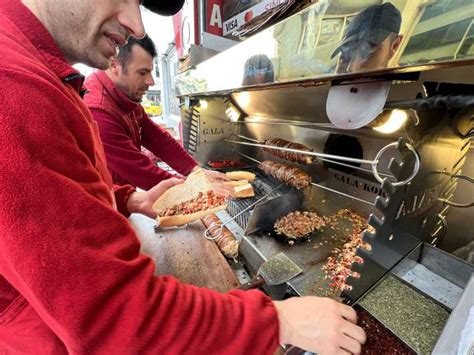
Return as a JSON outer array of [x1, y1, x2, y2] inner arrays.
[[242, 54, 275, 85], [332, 2, 403, 74]]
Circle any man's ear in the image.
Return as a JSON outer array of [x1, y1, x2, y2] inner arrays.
[[390, 35, 403, 57], [109, 58, 121, 75]]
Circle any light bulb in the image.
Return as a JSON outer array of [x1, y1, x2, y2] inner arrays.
[[373, 109, 408, 134], [199, 99, 208, 109]]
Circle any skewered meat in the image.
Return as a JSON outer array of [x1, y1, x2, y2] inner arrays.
[[258, 160, 311, 189], [262, 138, 314, 165], [201, 214, 239, 259], [275, 211, 326, 239], [207, 159, 246, 168]]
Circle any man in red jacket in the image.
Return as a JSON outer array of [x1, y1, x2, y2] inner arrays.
[[84, 34, 200, 190], [0, 0, 365, 354]]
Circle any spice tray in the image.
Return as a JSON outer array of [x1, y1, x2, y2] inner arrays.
[[354, 304, 417, 354], [356, 243, 473, 354], [283, 304, 417, 354]]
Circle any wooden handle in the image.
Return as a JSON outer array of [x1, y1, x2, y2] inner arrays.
[[239, 274, 266, 290]]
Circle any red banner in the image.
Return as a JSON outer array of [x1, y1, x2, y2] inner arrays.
[[172, 12, 183, 57], [206, 0, 223, 36]]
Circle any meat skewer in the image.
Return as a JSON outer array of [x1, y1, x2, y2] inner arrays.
[[201, 214, 239, 259], [262, 138, 314, 165], [259, 160, 311, 189]]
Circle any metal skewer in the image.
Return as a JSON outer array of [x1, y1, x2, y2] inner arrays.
[[236, 119, 338, 127], [235, 151, 260, 164], [227, 137, 420, 186], [235, 151, 375, 206], [225, 138, 374, 165], [317, 157, 393, 178], [235, 134, 259, 143], [310, 182, 374, 206], [235, 134, 394, 178]]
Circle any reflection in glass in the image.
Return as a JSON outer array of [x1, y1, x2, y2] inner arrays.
[[399, 1, 474, 64], [242, 54, 275, 85], [457, 22, 474, 59], [318, 18, 345, 46], [175, 0, 474, 95], [332, 3, 403, 74]]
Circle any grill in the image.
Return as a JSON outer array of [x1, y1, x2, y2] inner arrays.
[[226, 172, 286, 229], [180, 93, 473, 353], [177, 12, 474, 351]]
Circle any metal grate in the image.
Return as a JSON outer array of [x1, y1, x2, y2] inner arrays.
[[226, 172, 286, 230], [182, 106, 199, 154]]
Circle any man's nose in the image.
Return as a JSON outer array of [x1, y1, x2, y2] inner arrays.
[[118, 2, 146, 39], [146, 74, 155, 86]]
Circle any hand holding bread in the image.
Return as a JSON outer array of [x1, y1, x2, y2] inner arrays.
[[127, 177, 185, 219], [152, 170, 229, 227]]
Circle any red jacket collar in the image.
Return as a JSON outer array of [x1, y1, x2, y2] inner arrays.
[[95, 71, 140, 113], [0, 0, 83, 93]]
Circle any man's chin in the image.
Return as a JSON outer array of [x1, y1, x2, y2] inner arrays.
[[134, 94, 145, 102], [82, 54, 113, 71], [97, 57, 114, 70]]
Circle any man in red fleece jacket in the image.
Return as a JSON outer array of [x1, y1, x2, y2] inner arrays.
[[0, 0, 365, 354], [84, 34, 199, 190]]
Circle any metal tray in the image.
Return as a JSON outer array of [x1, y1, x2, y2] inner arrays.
[[354, 244, 473, 354]]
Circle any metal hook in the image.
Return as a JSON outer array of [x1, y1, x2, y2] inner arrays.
[[437, 199, 474, 208], [204, 222, 224, 240], [436, 171, 474, 208], [371, 142, 420, 187]]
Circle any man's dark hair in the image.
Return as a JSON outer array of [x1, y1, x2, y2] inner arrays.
[[116, 34, 157, 72]]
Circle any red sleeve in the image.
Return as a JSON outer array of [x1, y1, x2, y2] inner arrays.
[[91, 108, 176, 190], [140, 112, 197, 176], [0, 70, 279, 353], [113, 184, 136, 217]]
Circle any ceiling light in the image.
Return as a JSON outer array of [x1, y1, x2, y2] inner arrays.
[[199, 99, 208, 109]]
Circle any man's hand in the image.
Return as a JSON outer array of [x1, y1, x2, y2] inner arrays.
[[202, 169, 230, 183], [127, 177, 184, 218], [191, 167, 235, 198], [191, 166, 229, 182], [273, 297, 366, 354]]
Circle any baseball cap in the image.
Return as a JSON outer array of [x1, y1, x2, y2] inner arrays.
[[141, 0, 185, 16], [331, 3, 402, 59]]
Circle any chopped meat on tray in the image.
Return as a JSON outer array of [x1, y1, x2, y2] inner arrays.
[[274, 211, 326, 239]]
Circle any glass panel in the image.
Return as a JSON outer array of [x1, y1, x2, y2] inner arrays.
[[176, 0, 474, 95], [457, 21, 474, 59], [399, 0, 474, 65]]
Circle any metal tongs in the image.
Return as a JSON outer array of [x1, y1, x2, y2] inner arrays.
[[203, 184, 282, 240]]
